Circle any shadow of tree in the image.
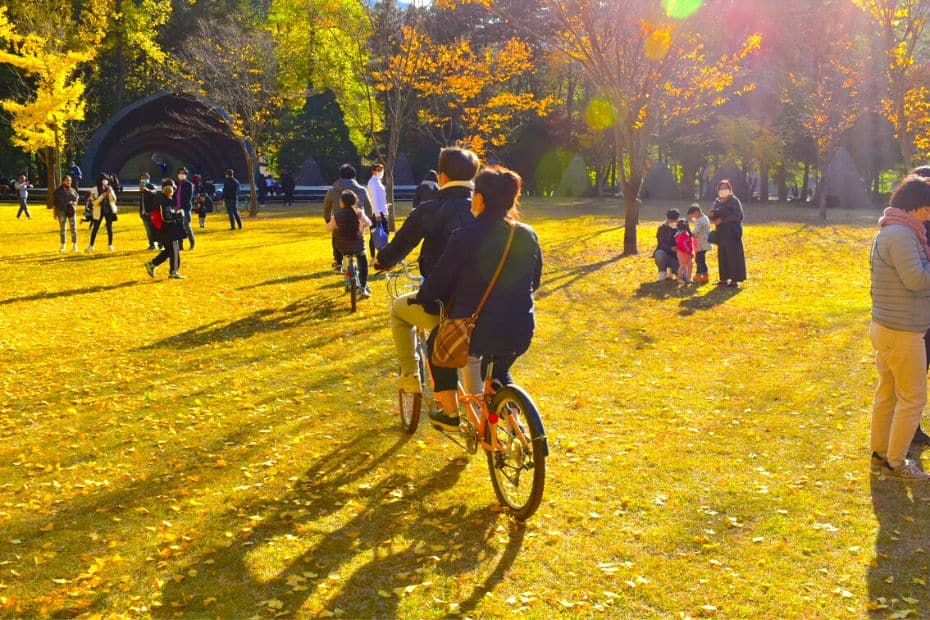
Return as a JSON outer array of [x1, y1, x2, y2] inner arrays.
[[537, 254, 626, 300], [868, 470, 930, 617], [237, 271, 336, 291], [0, 280, 143, 306]]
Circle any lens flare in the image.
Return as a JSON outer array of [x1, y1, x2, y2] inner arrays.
[[662, 0, 703, 19], [584, 98, 617, 131], [645, 27, 672, 60]]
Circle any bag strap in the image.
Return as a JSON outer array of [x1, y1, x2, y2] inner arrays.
[[472, 223, 516, 320]]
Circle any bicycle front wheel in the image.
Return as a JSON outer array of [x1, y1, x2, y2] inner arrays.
[[398, 387, 421, 434], [486, 385, 547, 521]]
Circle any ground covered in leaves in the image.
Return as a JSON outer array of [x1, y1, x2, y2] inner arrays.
[[0, 198, 917, 618]]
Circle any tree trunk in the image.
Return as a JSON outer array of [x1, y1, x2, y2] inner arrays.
[[759, 159, 769, 204], [816, 166, 827, 223], [614, 123, 638, 255], [385, 106, 402, 233], [775, 163, 787, 202], [44, 149, 55, 208], [245, 147, 258, 217], [679, 162, 697, 201], [801, 162, 811, 202]]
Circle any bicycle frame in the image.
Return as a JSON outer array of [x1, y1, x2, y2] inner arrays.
[[457, 363, 534, 457]]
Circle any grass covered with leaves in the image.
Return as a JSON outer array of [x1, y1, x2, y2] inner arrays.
[[0, 197, 917, 618]]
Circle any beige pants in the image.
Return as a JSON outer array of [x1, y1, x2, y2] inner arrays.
[[870, 321, 927, 467]]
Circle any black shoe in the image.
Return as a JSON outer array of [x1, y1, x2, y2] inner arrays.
[[428, 409, 461, 432], [913, 426, 930, 446]]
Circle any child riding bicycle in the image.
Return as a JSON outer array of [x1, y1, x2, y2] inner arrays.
[[327, 190, 372, 299]]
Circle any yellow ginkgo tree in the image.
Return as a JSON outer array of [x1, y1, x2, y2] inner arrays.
[[0, 3, 105, 200]]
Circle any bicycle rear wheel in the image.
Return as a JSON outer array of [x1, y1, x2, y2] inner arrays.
[[349, 259, 358, 313], [486, 385, 547, 521], [398, 386, 421, 434]]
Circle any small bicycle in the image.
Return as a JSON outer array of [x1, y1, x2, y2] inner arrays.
[[343, 254, 362, 312], [385, 262, 430, 432]]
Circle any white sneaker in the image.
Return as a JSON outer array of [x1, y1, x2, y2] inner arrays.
[[108, 245, 115, 252], [72, 243, 79, 252], [85, 245, 95, 252], [657, 272, 668, 281], [59, 245, 66, 252]]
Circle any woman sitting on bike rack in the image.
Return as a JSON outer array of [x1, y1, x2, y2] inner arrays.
[[327, 190, 373, 299], [412, 166, 543, 431]]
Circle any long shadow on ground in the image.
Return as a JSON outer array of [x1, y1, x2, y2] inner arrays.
[[0, 280, 142, 306]]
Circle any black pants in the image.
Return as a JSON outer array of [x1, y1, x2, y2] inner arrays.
[[716, 222, 746, 282], [16, 198, 30, 218], [429, 335, 526, 393], [369, 217, 389, 257], [226, 202, 242, 229], [333, 238, 343, 266], [152, 240, 180, 273], [695, 250, 708, 275], [90, 217, 113, 246]]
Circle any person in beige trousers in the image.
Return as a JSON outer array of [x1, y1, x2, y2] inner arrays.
[[870, 175, 930, 480]]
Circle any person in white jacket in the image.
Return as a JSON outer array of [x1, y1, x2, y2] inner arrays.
[[367, 164, 391, 256], [14, 175, 32, 219], [688, 204, 713, 283]]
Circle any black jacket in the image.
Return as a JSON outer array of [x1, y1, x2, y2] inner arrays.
[[416, 217, 542, 356], [376, 186, 474, 278], [332, 206, 366, 255], [222, 177, 240, 205], [710, 196, 744, 225], [655, 223, 676, 254], [176, 179, 194, 212], [413, 181, 440, 210], [139, 182, 158, 216]]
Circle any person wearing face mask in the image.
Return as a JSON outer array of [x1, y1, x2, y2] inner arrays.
[[412, 166, 542, 431], [868, 175, 930, 481], [175, 167, 195, 251], [367, 163, 391, 256], [709, 180, 746, 288], [687, 204, 712, 283], [86, 174, 118, 252], [144, 181, 185, 280], [653, 209, 681, 281], [139, 173, 160, 250]]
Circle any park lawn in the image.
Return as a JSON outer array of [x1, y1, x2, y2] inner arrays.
[[0, 197, 917, 619]]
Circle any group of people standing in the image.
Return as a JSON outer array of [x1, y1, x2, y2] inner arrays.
[[653, 179, 747, 287]]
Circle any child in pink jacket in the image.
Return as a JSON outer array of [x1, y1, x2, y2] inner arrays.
[[675, 219, 694, 284]]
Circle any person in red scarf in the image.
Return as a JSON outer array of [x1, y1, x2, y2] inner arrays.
[[870, 175, 930, 481]]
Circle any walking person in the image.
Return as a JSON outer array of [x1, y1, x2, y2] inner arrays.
[[86, 174, 118, 252], [412, 166, 542, 430], [688, 204, 712, 283], [709, 179, 747, 288], [367, 163, 391, 256], [323, 164, 373, 271], [281, 169, 296, 207], [144, 182, 186, 279], [139, 173, 159, 250], [222, 169, 242, 230], [195, 192, 214, 228], [175, 167, 195, 250], [869, 175, 930, 481], [52, 175, 80, 252], [14, 175, 32, 219], [904, 165, 930, 447]]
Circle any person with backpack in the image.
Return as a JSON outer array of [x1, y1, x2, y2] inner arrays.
[[323, 164, 373, 271], [373, 147, 481, 396], [144, 181, 186, 280]]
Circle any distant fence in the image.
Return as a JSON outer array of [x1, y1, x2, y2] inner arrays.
[[1, 185, 419, 204]]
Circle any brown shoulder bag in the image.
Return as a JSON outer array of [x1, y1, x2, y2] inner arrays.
[[431, 224, 516, 368]]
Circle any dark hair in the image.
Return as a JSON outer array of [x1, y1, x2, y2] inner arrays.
[[162, 178, 176, 189], [177, 167, 188, 174], [718, 179, 734, 192], [371, 164, 384, 173], [687, 204, 703, 216], [890, 175, 930, 212], [339, 164, 357, 180], [677, 218, 692, 234], [666, 209, 680, 220], [474, 166, 522, 219], [225, 168, 234, 177], [911, 166, 930, 179], [424, 170, 438, 182], [438, 147, 480, 182], [340, 190, 358, 208], [96, 173, 110, 194]]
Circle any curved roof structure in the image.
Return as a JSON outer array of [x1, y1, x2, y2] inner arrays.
[[82, 92, 248, 181]]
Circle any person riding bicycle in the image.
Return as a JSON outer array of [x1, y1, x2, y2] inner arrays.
[[327, 190, 373, 299], [412, 166, 542, 431], [323, 164, 373, 271], [373, 147, 481, 395]]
